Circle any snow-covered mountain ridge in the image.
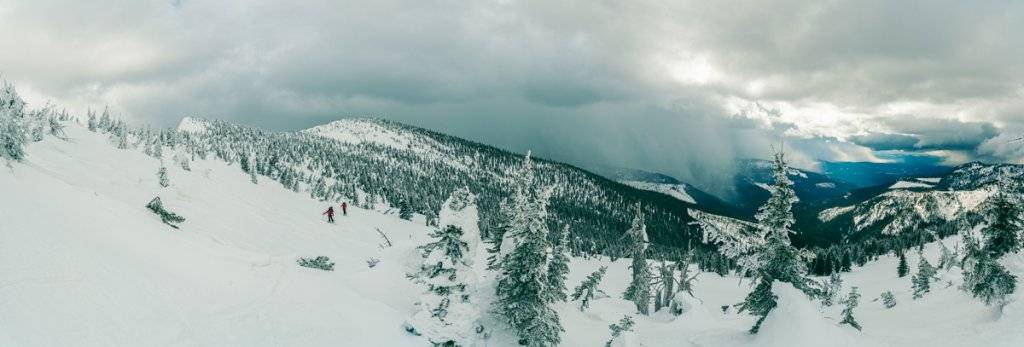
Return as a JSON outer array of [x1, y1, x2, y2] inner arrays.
[[816, 162, 1024, 239], [163, 117, 739, 258]]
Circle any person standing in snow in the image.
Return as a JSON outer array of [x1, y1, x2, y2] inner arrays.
[[323, 206, 335, 223], [341, 202, 348, 216]]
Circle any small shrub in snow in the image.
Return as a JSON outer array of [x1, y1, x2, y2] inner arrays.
[[839, 286, 862, 331], [157, 166, 170, 188], [297, 256, 335, 271], [605, 315, 635, 347], [571, 266, 608, 311], [366, 258, 381, 268], [880, 291, 896, 309], [146, 197, 186, 229], [821, 272, 843, 306]]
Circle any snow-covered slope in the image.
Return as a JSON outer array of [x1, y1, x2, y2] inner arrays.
[[621, 180, 697, 204], [5, 122, 1024, 346], [816, 162, 1023, 237]]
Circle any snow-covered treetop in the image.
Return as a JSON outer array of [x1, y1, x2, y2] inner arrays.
[[754, 150, 798, 239]]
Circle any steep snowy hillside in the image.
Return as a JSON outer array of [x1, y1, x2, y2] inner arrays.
[[817, 162, 1024, 242], [5, 116, 1024, 347], [273, 117, 729, 255], [621, 180, 697, 204]]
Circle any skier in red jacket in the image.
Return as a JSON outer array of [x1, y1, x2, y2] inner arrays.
[[341, 202, 348, 216], [323, 206, 335, 223]]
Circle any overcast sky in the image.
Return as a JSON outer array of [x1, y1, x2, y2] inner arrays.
[[3, 0, 1023, 191]]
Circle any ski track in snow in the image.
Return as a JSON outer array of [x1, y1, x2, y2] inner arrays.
[[3, 123, 1024, 346]]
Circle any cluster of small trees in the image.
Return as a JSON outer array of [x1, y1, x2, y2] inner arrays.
[[0, 81, 73, 162]]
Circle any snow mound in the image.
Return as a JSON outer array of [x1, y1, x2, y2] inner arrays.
[[755, 284, 860, 347]]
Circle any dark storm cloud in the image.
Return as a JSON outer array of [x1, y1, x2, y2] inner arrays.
[[3, 0, 1024, 184], [850, 133, 921, 151], [881, 117, 999, 151]]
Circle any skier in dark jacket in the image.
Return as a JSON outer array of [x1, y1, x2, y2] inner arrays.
[[323, 206, 335, 223], [341, 202, 348, 216]]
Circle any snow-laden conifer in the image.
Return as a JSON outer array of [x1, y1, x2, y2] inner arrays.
[[571, 266, 608, 312], [547, 225, 571, 302], [912, 253, 938, 299], [839, 287, 862, 331], [493, 153, 562, 346], [622, 202, 652, 315], [730, 150, 812, 333], [0, 81, 28, 161]]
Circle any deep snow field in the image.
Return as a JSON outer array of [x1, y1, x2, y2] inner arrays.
[[3, 123, 1024, 346]]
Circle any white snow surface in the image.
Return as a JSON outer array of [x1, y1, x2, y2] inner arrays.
[[889, 180, 935, 189], [4, 122, 1024, 346], [621, 180, 697, 204], [917, 177, 942, 184]]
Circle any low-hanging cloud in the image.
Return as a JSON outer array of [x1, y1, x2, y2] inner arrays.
[[3, 0, 1024, 190]]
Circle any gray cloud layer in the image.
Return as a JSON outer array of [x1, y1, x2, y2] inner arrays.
[[3, 0, 1024, 191]]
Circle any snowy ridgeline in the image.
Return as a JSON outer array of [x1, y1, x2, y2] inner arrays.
[[2, 120, 1024, 346], [620, 180, 697, 204]]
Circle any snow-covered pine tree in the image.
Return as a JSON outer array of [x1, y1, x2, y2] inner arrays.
[[980, 188, 1022, 259], [897, 252, 909, 278], [493, 153, 563, 346], [87, 109, 97, 132], [622, 202, 652, 315], [115, 125, 130, 149], [938, 242, 958, 271], [405, 223, 479, 346], [604, 315, 636, 347], [98, 106, 111, 131], [158, 166, 170, 188], [880, 291, 896, 309], [911, 253, 937, 299], [571, 266, 608, 312], [485, 198, 513, 271], [963, 254, 1016, 307], [962, 187, 1021, 308], [839, 286, 862, 331], [29, 114, 44, 142], [546, 225, 571, 302], [0, 81, 29, 161], [399, 198, 414, 220], [48, 116, 65, 138], [736, 149, 810, 333]]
